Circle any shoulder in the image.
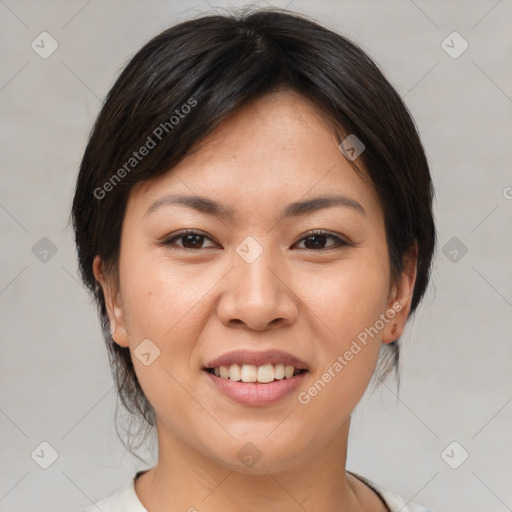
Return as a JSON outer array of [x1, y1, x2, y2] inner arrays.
[[348, 471, 435, 512], [79, 474, 148, 512]]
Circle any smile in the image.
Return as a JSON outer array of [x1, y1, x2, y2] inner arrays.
[[203, 366, 308, 406], [206, 363, 306, 383]]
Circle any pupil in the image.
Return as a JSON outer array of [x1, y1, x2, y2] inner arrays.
[[183, 234, 202, 248], [182, 234, 327, 250], [305, 235, 325, 249]]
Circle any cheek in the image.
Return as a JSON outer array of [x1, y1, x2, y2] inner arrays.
[[116, 250, 209, 415], [119, 246, 206, 337], [299, 254, 390, 404], [307, 255, 390, 342]]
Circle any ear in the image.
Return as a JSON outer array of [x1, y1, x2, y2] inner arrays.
[[381, 244, 418, 344], [92, 255, 129, 348]]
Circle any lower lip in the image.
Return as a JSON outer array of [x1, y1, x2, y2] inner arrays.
[[204, 370, 308, 406]]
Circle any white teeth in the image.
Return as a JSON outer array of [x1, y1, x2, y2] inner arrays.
[[228, 363, 241, 381], [219, 365, 229, 378], [257, 363, 274, 383], [284, 365, 295, 378], [210, 363, 303, 383], [274, 363, 285, 379], [241, 364, 257, 382]]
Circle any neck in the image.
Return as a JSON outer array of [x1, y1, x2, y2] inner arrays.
[[134, 417, 375, 512]]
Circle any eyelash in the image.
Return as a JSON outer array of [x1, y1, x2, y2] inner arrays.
[[160, 229, 349, 251]]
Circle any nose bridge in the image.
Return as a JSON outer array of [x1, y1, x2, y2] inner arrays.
[[239, 244, 279, 299], [218, 236, 297, 329]]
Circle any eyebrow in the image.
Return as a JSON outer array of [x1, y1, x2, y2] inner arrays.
[[144, 193, 366, 219]]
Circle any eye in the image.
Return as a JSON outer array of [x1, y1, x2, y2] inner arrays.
[[294, 230, 349, 251], [160, 229, 349, 251], [161, 230, 218, 250]]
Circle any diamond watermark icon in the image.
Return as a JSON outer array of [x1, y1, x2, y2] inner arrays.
[[236, 236, 263, 264], [31, 32, 59, 59], [441, 32, 468, 59], [237, 442, 262, 468], [32, 237, 58, 263], [339, 134, 365, 161], [442, 236, 468, 263], [441, 441, 469, 469], [134, 338, 161, 366], [31, 441, 59, 469]]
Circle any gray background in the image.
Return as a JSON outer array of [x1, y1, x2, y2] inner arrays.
[[1, 0, 511, 511]]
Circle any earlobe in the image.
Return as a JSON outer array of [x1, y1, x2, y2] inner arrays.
[[381, 244, 418, 344], [92, 256, 130, 348], [109, 317, 116, 335]]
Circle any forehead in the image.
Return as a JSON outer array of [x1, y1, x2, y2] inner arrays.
[[185, 90, 339, 170], [128, 90, 382, 223]]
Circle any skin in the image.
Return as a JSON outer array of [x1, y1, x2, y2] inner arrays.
[[94, 90, 417, 512]]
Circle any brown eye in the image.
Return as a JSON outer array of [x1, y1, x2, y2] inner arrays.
[[161, 229, 348, 251], [295, 231, 348, 250], [162, 230, 217, 250]]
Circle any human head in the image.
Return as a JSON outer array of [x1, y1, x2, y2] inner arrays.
[[71, 7, 436, 457]]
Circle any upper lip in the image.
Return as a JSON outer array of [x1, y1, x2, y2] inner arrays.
[[204, 349, 309, 370]]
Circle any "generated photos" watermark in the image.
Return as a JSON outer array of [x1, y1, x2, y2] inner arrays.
[[297, 301, 403, 405]]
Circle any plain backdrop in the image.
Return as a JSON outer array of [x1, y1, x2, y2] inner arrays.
[[1, 1, 511, 511]]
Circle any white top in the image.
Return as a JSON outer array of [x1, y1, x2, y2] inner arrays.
[[80, 470, 434, 512]]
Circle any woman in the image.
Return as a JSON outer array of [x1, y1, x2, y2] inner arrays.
[[73, 8, 436, 511]]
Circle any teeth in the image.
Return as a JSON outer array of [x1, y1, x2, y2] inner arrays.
[[228, 363, 241, 381], [274, 363, 285, 379], [210, 363, 302, 383], [257, 363, 274, 383], [241, 364, 257, 382], [284, 365, 295, 378]]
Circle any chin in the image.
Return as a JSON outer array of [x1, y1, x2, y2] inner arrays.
[[207, 438, 310, 475]]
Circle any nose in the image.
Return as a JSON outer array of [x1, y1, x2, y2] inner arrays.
[[216, 245, 298, 331]]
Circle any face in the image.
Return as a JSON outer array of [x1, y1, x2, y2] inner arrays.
[[95, 90, 416, 474]]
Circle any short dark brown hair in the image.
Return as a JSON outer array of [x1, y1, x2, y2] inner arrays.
[[71, 7, 436, 458]]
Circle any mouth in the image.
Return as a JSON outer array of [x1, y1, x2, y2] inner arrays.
[[202, 349, 310, 405], [204, 363, 308, 383], [203, 365, 308, 406]]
